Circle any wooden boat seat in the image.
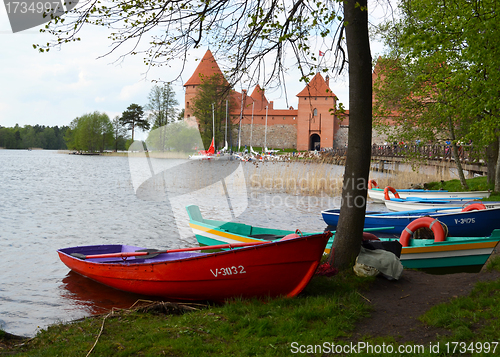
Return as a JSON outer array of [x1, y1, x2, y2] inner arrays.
[[249, 234, 285, 241], [220, 222, 253, 236]]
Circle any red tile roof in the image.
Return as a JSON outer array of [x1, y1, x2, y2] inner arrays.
[[296, 73, 335, 97], [184, 50, 229, 86]]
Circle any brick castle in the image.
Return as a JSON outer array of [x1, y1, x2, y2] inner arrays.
[[183, 50, 350, 151]]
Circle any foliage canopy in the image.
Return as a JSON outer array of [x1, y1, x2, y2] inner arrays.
[[65, 111, 113, 152], [374, 0, 500, 189]]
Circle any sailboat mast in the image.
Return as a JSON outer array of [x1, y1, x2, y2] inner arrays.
[[237, 89, 246, 150], [250, 102, 254, 149], [225, 100, 228, 148], [212, 103, 215, 149], [264, 105, 268, 152]]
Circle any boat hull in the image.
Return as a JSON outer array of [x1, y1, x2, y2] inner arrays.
[[368, 188, 491, 203], [58, 233, 330, 302], [188, 153, 233, 161], [390, 237, 499, 269], [322, 207, 500, 237], [186, 205, 333, 254], [384, 199, 500, 212]]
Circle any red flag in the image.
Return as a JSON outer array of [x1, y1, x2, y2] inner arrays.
[[319, 50, 325, 56]]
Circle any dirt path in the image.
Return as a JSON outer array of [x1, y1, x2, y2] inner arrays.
[[350, 268, 500, 344]]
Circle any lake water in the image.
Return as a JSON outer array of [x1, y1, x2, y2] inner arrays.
[[0, 150, 386, 337]]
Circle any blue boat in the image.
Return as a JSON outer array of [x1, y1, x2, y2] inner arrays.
[[321, 206, 500, 237]]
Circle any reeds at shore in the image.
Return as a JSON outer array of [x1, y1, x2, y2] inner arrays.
[[246, 161, 454, 196]]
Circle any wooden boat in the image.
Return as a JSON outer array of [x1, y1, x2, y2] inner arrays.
[[369, 218, 500, 270], [367, 182, 490, 203], [384, 197, 500, 212], [58, 232, 331, 302], [185, 205, 330, 250], [322, 206, 500, 237]]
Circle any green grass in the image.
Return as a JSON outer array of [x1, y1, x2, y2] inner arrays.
[[3, 271, 374, 357], [5, 258, 500, 356], [426, 176, 500, 200], [418, 257, 500, 354]]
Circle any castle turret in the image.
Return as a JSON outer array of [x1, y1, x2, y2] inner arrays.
[[184, 50, 228, 121], [296, 73, 337, 150]]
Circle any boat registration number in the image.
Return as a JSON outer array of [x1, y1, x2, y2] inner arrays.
[[210, 265, 246, 277], [454, 218, 476, 224]]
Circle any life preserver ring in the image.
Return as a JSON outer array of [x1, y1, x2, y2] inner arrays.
[[281, 229, 303, 241], [368, 179, 379, 189], [399, 217, 446, 247], [384, 186, 401, 200], [462, 203, 486, 212]]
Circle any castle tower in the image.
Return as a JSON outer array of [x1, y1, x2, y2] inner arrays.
[[183, 50, 229, 123], [296, 73, 338, 150]]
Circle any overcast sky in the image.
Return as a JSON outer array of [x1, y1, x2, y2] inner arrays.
[[0, 2, 391, 138]]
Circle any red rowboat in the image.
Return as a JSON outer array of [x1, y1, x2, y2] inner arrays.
[[57, 232, 331, 302]]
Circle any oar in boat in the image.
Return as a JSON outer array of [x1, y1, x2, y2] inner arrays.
[[70, 241, 268, 260]]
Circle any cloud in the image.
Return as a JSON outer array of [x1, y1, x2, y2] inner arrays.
[[118, 81, 149, 102]]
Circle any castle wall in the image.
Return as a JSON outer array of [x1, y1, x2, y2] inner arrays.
[[233, 123, 297, 149]]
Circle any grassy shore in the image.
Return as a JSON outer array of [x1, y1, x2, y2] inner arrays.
[[3, 257, 500, 356], [424, 176, 500, 201]]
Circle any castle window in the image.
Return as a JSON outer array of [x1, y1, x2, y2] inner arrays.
[[186, 102, 190, 108], [313, 108, 318, 117]]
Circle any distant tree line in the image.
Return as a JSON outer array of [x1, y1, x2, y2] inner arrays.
[[1, 83, 186, 152], [65, 111, 129, 152], [0, 124, 68, 149]]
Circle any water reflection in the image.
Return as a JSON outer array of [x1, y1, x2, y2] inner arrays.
[[60, 271, 154, 315]]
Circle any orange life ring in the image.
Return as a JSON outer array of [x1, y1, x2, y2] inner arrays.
[[462, 203, 486, 212], [384, 186, 401, 200], [280, 229, 303, 241], [399, 217, 446, 247], [368, 179, 379, 189]]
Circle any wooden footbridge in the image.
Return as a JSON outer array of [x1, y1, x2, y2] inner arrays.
[[324, 144, 488, 176]]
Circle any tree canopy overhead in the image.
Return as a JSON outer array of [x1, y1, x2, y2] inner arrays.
[[38, 0, 346, 89]]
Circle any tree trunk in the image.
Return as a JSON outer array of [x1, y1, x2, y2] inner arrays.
[[496, 135, 500, 192], [447, 117, 468, 189], [486, 140, 498, 187], [328, 0, 372, 270]]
